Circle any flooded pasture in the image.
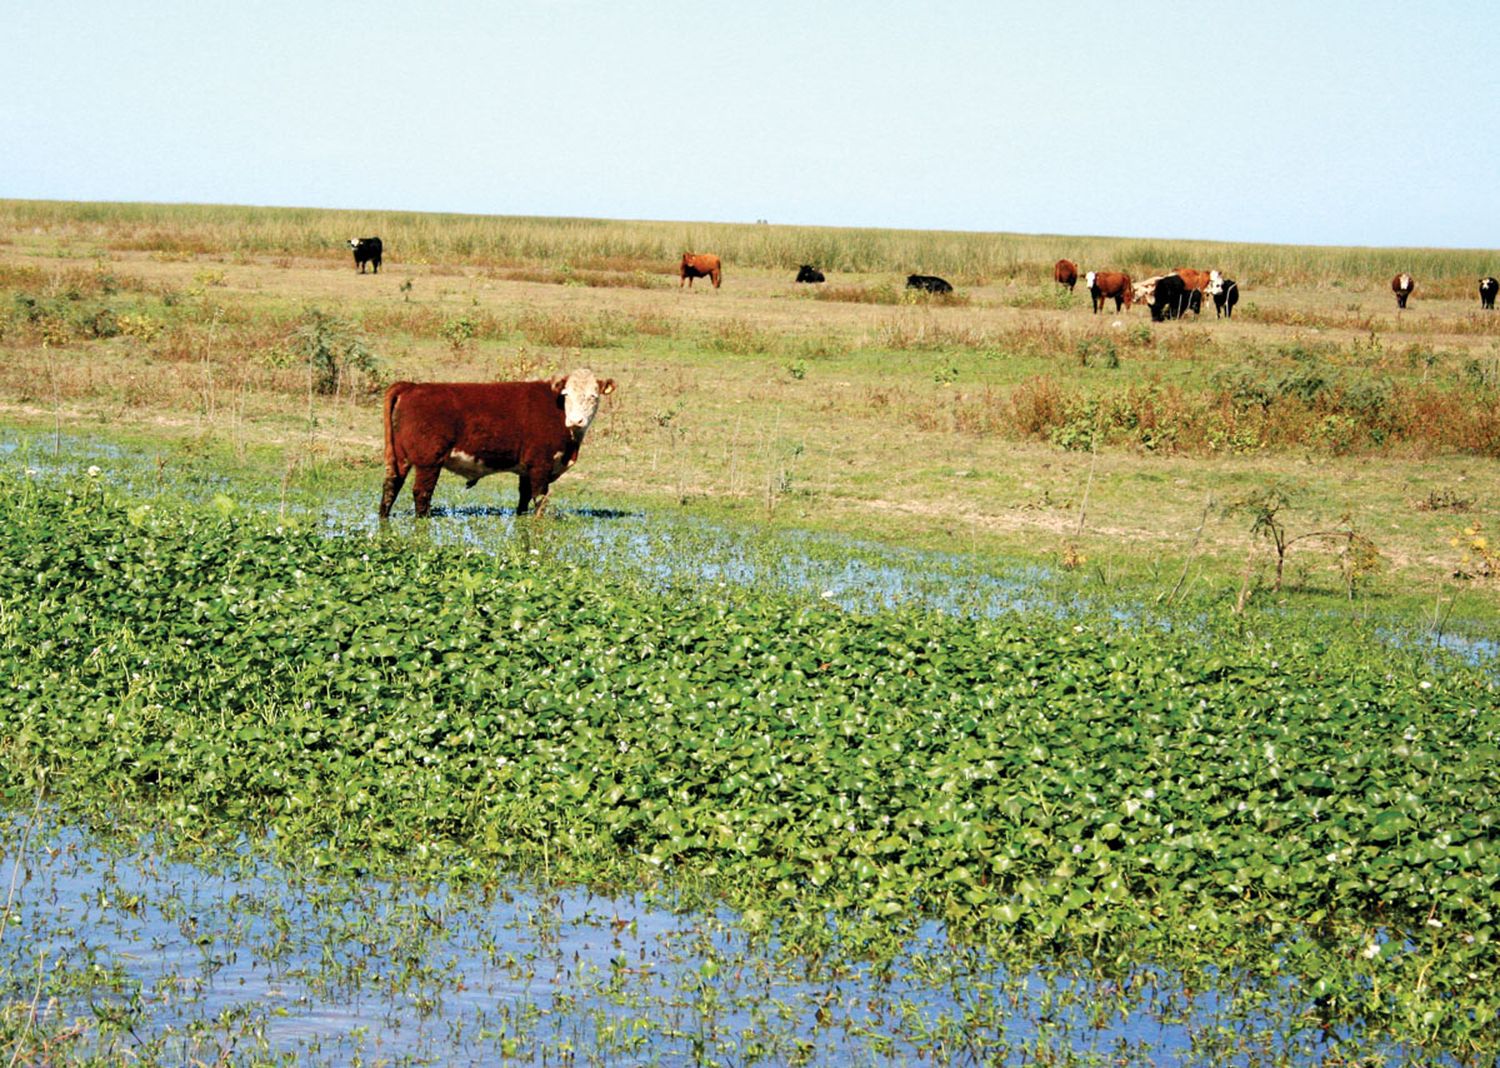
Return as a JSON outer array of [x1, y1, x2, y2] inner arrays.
[[2, 810, 1389, 1066]]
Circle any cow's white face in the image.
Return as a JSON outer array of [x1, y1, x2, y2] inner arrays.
[[1085, 271, 1096, 289], [348, 238, 360, 249], [1399, 274, 1412, 290], [556, 368, 616, 433]]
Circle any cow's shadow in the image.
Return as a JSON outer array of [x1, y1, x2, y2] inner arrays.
[[422, 504, 640, 521]]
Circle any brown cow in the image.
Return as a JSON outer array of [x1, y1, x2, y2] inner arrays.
[[1085, 270, 1133, 313], [379, 369, 615, 519], [1054, 258, 1078, 291], [1172, 268, 1213, 295], [1392, 273, 1414, 308], [680, 253, 722, 289]]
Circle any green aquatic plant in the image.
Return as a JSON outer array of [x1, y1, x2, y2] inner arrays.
[[0, 472, 1497, 1059]]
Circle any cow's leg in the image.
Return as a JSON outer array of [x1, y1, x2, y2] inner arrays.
[[517, 464, 553, 516], [410, 466, 441, 518], [379, 466, 408, 519]]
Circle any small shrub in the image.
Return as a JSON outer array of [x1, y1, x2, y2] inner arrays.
[[1413, 488, 1472, 513], [1075, 337, 1120, 369], [291, 309, 381, 395], [441, 315, 477, 354], [118, 314, 164, 343], [1450, 522, 1497, 578]]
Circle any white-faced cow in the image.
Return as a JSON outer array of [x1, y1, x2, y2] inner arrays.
[[1480, 277, 1498, 310], [1392, 273, 1415, 308], [1208, 274, 1240, 319], [680, 253, 722, 288], [379, 369, 615, 519], [1086, 270, 1133, 313], [1054, 259, 1078, 291], [795, 264, 825, 283], [349, 236, 383, 273]]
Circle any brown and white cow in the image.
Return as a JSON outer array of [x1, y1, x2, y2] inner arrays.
[[379, 369, 616, 519], [680, 252, 722, 288], [1054, 258, 1078, 291], [1085, 270, 1133, 313], [1392, 273, 1415, 308]]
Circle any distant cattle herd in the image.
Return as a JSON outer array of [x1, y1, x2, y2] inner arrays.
[[347, 235, 1495, 517], [342, 237, 1498, 316]]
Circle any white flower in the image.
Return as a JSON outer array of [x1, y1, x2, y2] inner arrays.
[[1419, 681, 1432, 690], [1363, 942, 1381, 960], [86, 465, 102, 478]]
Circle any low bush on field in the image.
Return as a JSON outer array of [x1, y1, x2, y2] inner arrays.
[[0, 477, 1497, 1054], [936, 371, 1500, 457]]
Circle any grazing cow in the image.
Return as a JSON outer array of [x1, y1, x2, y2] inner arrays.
[[379, 369, 616, 519], [680, 253, 722, 289], [1480, 277, 1498, 310], [795, 264, 826, 283], [1054, 259, 1078, 291], [1085, 270, 1133, 313], [1208, 275, 1240, 319], [906, 274, 953, 293], [1145, 274, 1202, 321], [349, 236, 383, 274], [1392, 273, 1415, 308]]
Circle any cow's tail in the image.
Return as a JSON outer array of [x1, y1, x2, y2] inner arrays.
[[383, 381, 412, 472]]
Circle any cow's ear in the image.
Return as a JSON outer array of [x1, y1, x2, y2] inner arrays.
[[599, 378, 616, 395], [550, 376, 569, 394]]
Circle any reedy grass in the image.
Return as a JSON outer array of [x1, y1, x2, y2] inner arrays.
[[5, 198, 1496, 291]]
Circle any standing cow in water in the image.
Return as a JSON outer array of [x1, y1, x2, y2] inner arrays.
[[379, 369, 615, 518], [1053, 259, 1078, 291], [1392, 273, 1415, 308], [1085, 270, 1133, 313], [680, 253, 722, 288], [1480, 277, 1498, 310], [349, 236, 383, 273]]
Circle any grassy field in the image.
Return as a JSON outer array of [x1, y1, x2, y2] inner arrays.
[[0, 198, 1497, 630]]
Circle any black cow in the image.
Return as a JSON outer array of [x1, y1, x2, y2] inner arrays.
[[906, 274, 953, 294], [1210, 277, 1240, 319], [795, 265, 825, 283], [1481, 277, 1498, 310], [1147, 274, 1201, 321], [349, 236, 383, 274]]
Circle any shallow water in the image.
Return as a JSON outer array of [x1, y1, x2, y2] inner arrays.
[[1, 810, 1388, 1066]]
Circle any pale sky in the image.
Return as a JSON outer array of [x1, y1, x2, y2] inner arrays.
[[5, 2, 1495, 249]]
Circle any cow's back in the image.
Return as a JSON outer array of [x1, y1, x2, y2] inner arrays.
[[387, 380, 562, 468]]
